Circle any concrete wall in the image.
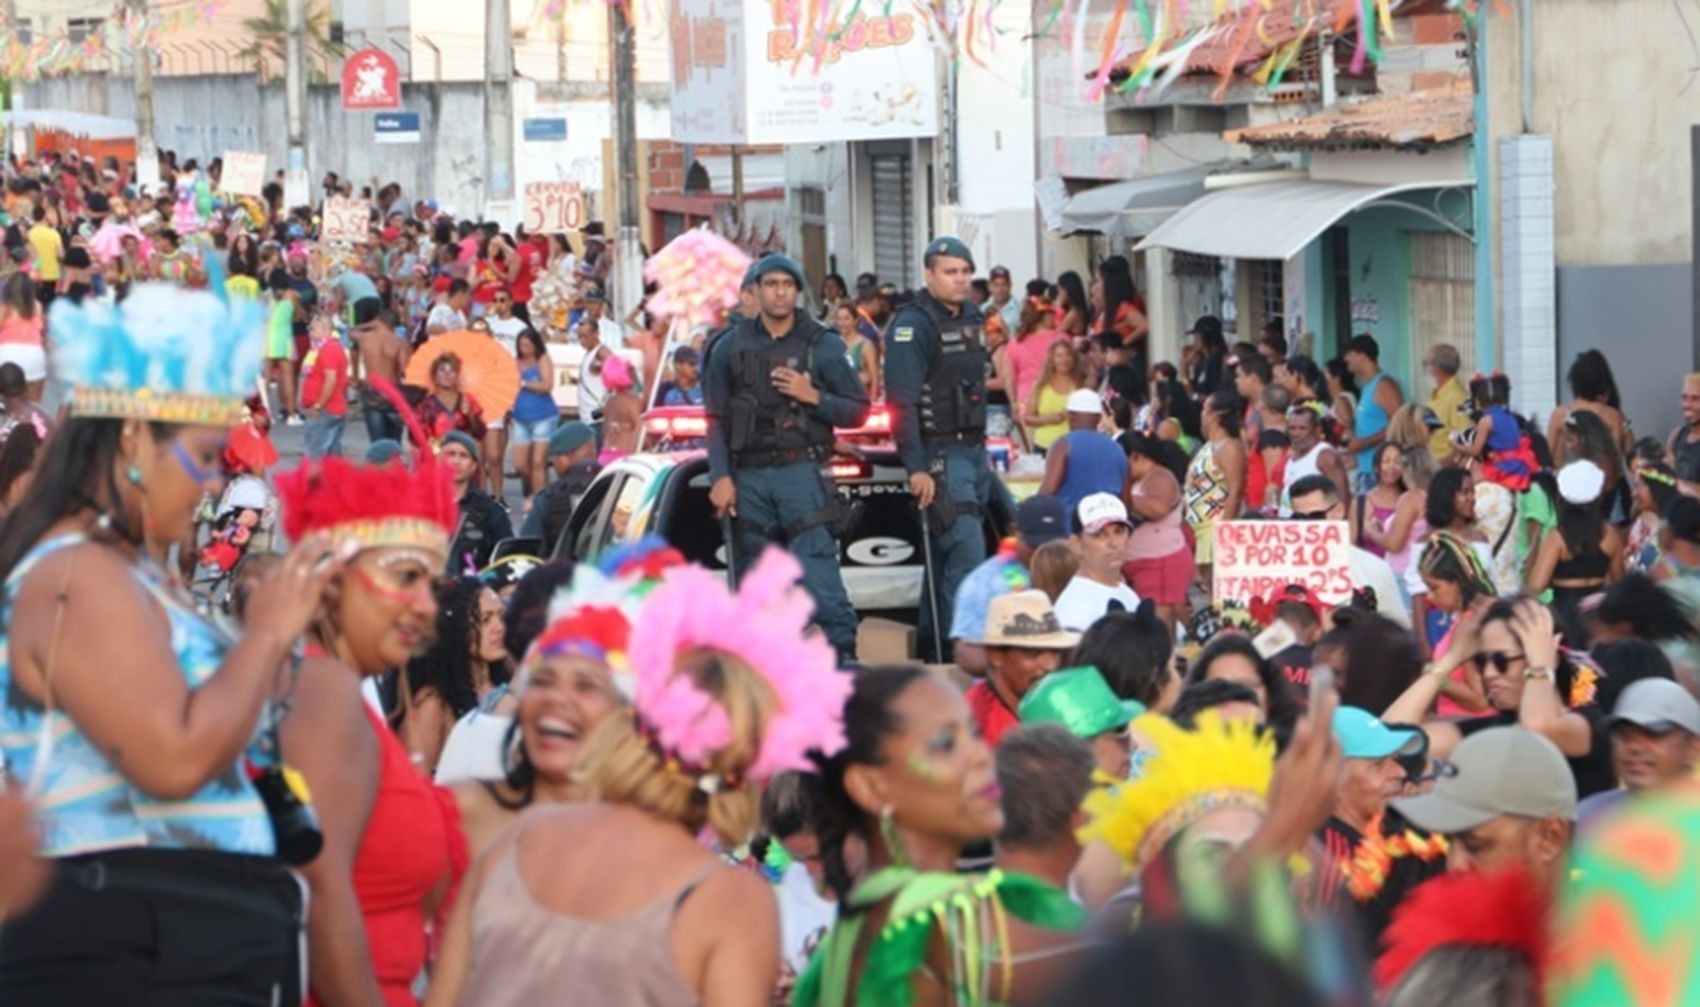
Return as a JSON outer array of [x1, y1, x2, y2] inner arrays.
[[19, 74, 671, 216], [1557, 264, 1692, 443]]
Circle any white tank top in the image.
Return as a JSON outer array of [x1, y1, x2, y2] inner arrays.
[[1281, 442, 1331, 516]]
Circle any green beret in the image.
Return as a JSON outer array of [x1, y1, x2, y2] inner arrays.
[[924, 236, 974, 269], [746, 253, 806, 289]]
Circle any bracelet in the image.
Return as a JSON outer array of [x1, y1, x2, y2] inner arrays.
[[1525, 666, 1556, 682], [1424, 662, 1451, 678]]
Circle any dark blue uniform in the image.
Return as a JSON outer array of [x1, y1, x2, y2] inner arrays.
[[884, 289, 992, 661], [704, 310, 869, 659]]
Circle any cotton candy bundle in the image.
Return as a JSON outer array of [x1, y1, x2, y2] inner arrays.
[[529, 271, 578, 336], [643, 229, 752, 328]]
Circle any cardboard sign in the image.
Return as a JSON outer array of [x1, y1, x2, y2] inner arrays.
[[321, 197, 369, 243], [1212, 520, 1353, 606], [221, 150, 266, 197], [522, 181, 585, 234]]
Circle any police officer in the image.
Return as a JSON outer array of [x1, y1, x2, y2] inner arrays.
[[704, 254, 869, 661], [885, 237, 992, 662]]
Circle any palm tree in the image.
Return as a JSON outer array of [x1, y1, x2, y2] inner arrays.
[[241, 0, 344, 83]]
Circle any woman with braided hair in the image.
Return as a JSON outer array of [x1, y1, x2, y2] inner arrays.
[[1412, 530, 1496, 715]]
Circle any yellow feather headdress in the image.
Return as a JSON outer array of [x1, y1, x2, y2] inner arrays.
[[1080, 711, 1276, 874]]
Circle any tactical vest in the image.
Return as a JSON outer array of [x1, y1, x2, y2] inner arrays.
[[725, 320, 833, 467], [919, 299, 988, 443]]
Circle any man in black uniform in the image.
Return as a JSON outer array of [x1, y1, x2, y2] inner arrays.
[[704, 254, 869, 661], [884, 237, 992, 661]]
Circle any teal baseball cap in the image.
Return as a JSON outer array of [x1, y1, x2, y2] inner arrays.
[[1332, 705, 1425, 760], [1019, 666, 1145, 740], [924, 236, 974, 269]]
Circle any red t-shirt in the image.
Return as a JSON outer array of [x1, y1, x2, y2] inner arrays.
[[509, 243, 542, 304], [965, 680, 1021, 748], [301, 339, 349, 416]]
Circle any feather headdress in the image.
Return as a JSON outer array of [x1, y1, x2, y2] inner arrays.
[[524, 537, 687, 690], [1079, 711, 1276, 874], [626, 547, 850, 783], [1374, 867, 1549, 994]]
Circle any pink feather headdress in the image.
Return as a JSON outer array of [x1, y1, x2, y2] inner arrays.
[[627, 548, 850, 783]]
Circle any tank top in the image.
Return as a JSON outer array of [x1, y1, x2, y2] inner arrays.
[[1184, 440, 1231, 530], [1032, 383, 1071, 451], [1675, 423, 1700, 484], [457, 835, 718, 1007], [513, 363, 558, 424], [1355, 372, 1390, 476], [1126, 473, 1186, 560], [1282, 442, 1330, 516], [1056, 429, 1127, 517], [1362, 502, 1398, 557], [0, 533, 275, 858], [307, 703, 457, 1007]]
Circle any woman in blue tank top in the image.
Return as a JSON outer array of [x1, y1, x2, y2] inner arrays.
[[0, 285, 346, 1004]]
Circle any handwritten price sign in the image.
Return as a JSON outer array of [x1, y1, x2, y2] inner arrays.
[[221, 150, 266, 197], [322, 197, 370, 243], [1212, 520, 1354, 606], [523, 181, 585, 234]]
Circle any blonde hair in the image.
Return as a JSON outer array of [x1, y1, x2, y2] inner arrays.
[[1028, 539, 1081, 602], [1401, 446, 1438, 492], [1385, 404, 1432, 452], [1034, 338, 1089, 393], [572, 648, 773, 844]]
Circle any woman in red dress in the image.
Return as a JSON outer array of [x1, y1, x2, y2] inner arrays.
[[275, 429, 465, 1007]]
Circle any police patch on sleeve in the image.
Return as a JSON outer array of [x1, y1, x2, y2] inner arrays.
[[894, 326, 915, 343]]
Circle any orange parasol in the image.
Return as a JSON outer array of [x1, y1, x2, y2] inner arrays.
[[405, 330, 522, 418]]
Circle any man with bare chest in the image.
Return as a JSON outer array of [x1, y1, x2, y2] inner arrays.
[[353, 314, 412, 443]]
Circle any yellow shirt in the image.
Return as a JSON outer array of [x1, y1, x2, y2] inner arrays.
[[27, 225, 62, 282], [1428, 375, 1471, 460], [225, 275, 260, 300], [1032, 383, 1071, 451]]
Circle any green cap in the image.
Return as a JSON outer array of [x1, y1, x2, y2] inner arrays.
[[924, 236, 974, 269], [745, 253, 806, 289], [1018, 666, 1144, 740]]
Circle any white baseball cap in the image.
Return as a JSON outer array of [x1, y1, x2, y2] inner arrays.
[[1603, 678, 1700, 736], [1075, 492, 1131, 534], [1066, 388, 1104, 415]]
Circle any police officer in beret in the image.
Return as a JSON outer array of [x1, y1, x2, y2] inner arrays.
[[884, 237, 992, 661], [704, 253, 869, 661]]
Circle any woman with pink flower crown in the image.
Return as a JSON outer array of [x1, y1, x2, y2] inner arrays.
[[426, 547, 853, 1007]]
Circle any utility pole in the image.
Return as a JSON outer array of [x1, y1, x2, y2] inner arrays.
[[485, 0, 515, 213], [128, 0, 158, 194], [284, 0, 308, 209], [609, 1, 642, 316]]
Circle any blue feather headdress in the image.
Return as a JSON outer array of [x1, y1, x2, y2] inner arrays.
[[48, 276, 267, 426]]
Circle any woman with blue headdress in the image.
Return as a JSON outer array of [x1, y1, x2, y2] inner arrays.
[[0, 280, 347, 1003]]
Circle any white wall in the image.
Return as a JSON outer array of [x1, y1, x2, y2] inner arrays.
[[952, 10, 1039, 279]]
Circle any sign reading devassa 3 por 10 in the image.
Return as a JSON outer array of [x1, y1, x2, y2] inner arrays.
[[1212, 521, 1354, 606]]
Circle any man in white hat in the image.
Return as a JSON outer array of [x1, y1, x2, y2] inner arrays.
[[1037, 387, 1124, 519], [1577, 677, 1700, 833], [1053, 493, 1140, 632], [970, 590, 1081, 747]]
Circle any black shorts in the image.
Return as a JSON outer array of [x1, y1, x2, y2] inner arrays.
[[0, 847, 305, 1006]]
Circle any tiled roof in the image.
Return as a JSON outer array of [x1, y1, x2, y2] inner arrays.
[[1223, 86, 1473, 150]]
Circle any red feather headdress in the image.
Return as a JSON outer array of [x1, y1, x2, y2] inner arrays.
[[1373, 866, 1549, 994], [275, 379, 458, 555]]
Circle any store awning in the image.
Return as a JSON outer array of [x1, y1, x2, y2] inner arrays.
[[1055, 165, 1213, 239], [1135, 178, 1473, 260], [4, 110, 137, 140]]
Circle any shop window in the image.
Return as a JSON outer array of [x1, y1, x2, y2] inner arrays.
[[1408, 232, 1475, 377]]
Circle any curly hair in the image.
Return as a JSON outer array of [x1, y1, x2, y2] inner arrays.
[[402, 575, 504, 721]]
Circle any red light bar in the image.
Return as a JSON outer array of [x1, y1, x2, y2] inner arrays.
[[829, 459, 871, 481], [641, 404, 890, 441]]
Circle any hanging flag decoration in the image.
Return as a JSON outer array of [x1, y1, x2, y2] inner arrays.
[[0, 1, 225, 82]]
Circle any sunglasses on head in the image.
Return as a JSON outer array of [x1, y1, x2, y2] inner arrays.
[[1477, 650, 1526, 674]]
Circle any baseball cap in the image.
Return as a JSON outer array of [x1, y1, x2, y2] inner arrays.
[[1394, 727, 1578, 833], [1332, 706, 1425, 760], [1347, 334, 1381, 361], [1020, 666, 1144, 740], [1558, 460, 1606, 506], [1603, 678, 1700, 736], [1075, 493, 1132, 535], [1015, 495, 1068, 548], [988, 265, 1011, 279], [924, 236, 974, 269], [1066, 388, 1103, 415]]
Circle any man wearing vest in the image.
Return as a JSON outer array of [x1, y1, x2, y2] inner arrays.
[[886, 236, 993, 662], [705, 253, 869, 662]]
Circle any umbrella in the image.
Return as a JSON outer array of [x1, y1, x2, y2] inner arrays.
[[405, 329, 522, 418]]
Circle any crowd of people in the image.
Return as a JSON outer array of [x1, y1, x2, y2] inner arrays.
[[0, 145, 1694, 1007]]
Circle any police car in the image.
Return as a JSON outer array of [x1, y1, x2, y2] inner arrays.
[[549, 406, 1011, 622]]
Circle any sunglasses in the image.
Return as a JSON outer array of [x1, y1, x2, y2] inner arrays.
[[1291, 507, 1335, 521], [1477, 651, 1526, 674]]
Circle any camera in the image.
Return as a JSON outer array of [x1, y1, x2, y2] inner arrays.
[[251, 765, 324, 867]]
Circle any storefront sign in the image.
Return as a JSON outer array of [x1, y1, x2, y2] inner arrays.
[[668, 0, 938, 144], [341, 47, 401, 110], [523, 117, 568, 142], [1212, 520, 1353, 606], [374, 112, 421, 144]]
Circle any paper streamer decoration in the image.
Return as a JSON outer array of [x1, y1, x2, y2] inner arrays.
[[0, 1, 224, 82], [642, 228, 753, 329]]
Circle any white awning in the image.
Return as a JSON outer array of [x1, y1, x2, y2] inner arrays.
[[1055, 165, 1213, 240], [1135, 178, 1473, 260], [4, 110, 136, 140]]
